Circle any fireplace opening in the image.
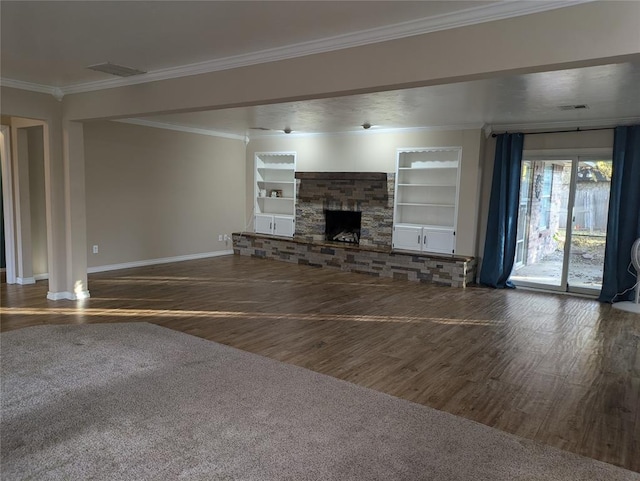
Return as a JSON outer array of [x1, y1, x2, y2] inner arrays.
[[325, 210, 362, 244]]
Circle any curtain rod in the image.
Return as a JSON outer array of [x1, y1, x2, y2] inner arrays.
[[491, 126, 614, 138]]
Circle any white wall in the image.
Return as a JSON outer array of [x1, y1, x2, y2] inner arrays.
[[84, 121, 246, 268], [247, 128, 484, 257]]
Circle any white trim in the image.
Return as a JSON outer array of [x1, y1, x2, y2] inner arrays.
[[114, 119, 246, 141], [47, 291, 73, 300], [0, 1, 592, 96], [16, 276, 36, 285], [87, 250, 234, 274], [46, 290, 89, 301], [0, 125, 17, 284], [74, 290, 91, 300], [34, 273, 49, 281], [0, 78, 58, 96], [486, 117, 640, 136], [523, 148, 612, 158]]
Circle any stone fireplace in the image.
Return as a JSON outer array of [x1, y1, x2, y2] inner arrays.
[[233, 171, 477, 288], [294, 172, 395, 248]]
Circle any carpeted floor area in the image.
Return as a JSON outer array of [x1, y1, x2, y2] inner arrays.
[[1, 323, 638, 480]]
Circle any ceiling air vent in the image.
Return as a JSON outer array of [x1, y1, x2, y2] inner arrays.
[[557, 104, 589, 111], [87, 62, 147, 77]]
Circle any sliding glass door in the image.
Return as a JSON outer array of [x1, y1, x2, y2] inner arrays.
[[509, 156, 612, 294]]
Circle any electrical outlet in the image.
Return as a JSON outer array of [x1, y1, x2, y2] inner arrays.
[[92, 245, 99, 254], [218, 235, 223, 242], [224, 234, 229, 241]]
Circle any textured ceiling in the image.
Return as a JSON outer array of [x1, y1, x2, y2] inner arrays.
[[140, 61, 640, 135]]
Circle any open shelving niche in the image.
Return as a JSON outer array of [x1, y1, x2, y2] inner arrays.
[[392, 147, 462, 254], [254, 152, 296, 237]]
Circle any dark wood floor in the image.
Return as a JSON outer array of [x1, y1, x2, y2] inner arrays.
[[1, 255, 639, 472]]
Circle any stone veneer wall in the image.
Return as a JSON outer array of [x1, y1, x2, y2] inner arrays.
[[295, 174, 395, 248], [233, 233, 476, 288]]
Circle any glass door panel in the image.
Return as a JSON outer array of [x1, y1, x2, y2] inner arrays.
[[510, 157, 611, 294], [514, 161, 532, 268], [567, 160, 611, 290], [510, 160, 572, 289]]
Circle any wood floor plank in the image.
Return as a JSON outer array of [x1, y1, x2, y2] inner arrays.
[[1, 255, 638, 472]]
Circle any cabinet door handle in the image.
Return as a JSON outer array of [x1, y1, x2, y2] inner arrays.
[[418, 235, 421, 244], [270, 222, 272, 230], [423, 235, 427, 245]]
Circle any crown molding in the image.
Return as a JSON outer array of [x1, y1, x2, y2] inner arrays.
[[0, 78, 57, 95], [0, 78, 65, 101], [2, 0, 592, 97], [486, 116, 640, 136], [115, 119, 246, 141]]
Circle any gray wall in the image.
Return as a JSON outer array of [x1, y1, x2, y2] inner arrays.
[[84, 121, 246, 268], [27, 126, 48, 276]]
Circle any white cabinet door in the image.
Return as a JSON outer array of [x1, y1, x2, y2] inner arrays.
[[392, 225, 422, 251], [423, 228, 455, 254], [273, 216, 295, 237], [255, 214, 273, 235]]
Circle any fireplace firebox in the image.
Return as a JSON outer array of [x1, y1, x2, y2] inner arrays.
[[325, 210, 362, 244]]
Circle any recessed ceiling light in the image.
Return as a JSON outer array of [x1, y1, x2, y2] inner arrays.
[[87, 62, 147, 77]]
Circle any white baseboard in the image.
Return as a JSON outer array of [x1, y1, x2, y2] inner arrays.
[[34, 273, 49, 281], [16, 276, 36, 285], [87, 250, 234, 274], [47, 290, 91, 301], [47, 291, 70, 300]]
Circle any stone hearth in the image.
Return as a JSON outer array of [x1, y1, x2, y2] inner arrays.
[[233, 233, 476, 288]]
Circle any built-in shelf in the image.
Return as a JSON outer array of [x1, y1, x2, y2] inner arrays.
[[396, 183, 457, 187], [255, 152, 296, 237], [397, 203, 455, 207], [295, 172, 387, 181], [393, 147, 461, 254]]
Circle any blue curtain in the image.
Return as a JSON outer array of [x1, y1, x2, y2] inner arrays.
[[598, 125, 640, 303], [479, 133, 524, 288]]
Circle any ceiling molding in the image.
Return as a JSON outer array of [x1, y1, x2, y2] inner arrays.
[[2, 0, 592, 97], [0, 77, 58, 96], [114, 119, 246, 141], [486, 116, 640, 135]]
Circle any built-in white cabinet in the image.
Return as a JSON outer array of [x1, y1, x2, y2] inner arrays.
[[255, 214, 295, 237], [392, 147, 461, 255], [392, 225, 456, 253], [255, 152, 296, 237]]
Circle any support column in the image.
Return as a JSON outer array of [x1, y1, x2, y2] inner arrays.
[[62, 120, 89, 300]]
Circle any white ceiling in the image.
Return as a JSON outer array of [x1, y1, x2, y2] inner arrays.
[[2, 0, 638, 136], [0, 1, 492, 88]]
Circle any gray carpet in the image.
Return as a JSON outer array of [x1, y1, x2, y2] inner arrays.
[[1, 323, 637, 481]]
